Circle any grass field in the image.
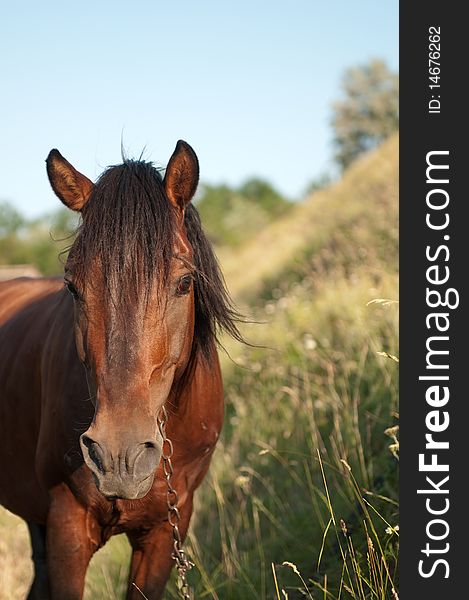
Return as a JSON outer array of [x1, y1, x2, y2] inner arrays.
[[0, 134, 399, 599]]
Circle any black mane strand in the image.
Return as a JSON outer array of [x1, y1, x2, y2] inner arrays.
[[184, 204, 244, 356]]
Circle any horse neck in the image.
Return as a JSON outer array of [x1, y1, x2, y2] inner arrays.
[[171, 340, 222, 414]]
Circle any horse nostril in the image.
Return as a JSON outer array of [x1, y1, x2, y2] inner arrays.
[[80, 434, 106, 474], [89, 445, 104, 472], [80, 434, 93, 450], [127, 441, 161, 479]]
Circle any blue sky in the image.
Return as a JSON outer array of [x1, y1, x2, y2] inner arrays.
[[1, 1, 398, 218]]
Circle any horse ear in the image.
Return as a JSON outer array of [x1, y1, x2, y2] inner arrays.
[[46, 149, 94, 212], [164, 140, 199, 211]]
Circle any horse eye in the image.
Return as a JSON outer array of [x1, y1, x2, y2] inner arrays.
[[65, 280, 80, 300], [176, 275, 193, 297]]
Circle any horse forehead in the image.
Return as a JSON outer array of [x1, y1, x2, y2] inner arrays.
[[90, 298, 168, 369], [95, 289, 168, 328]]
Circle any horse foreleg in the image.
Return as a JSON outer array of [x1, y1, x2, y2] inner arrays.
[[26, 522, 50, 600], [46, 483, 99, 600], [126, 496, 194, 600]]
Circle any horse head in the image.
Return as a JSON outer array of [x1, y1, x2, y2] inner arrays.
[[46, 141, 199, 500]]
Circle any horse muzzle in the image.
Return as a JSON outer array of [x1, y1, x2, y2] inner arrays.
[[79, 432, 163, 500]]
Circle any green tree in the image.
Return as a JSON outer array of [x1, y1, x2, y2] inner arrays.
[[0, 202, 78, 275], [0, 202, 24, 237], [196, 178, 291, 247], [0, 202, 24, 265], [331, 59, 398, 170], [238, 178, 289, 218]]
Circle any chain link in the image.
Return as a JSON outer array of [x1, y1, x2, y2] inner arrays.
[[157, 405, 194, 600]]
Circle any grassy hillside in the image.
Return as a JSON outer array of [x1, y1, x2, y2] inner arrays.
[[0, 135, 398, 599], [219, 135, 397, 305]]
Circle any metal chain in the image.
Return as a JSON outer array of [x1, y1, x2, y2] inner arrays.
[[157, 405, 194, 600]]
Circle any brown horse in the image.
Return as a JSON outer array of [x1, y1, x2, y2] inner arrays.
[[0, 141, 241, 599]]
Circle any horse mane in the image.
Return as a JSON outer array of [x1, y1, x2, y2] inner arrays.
[[184, 203, 244, 355], [69, 159, 243, 358]]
